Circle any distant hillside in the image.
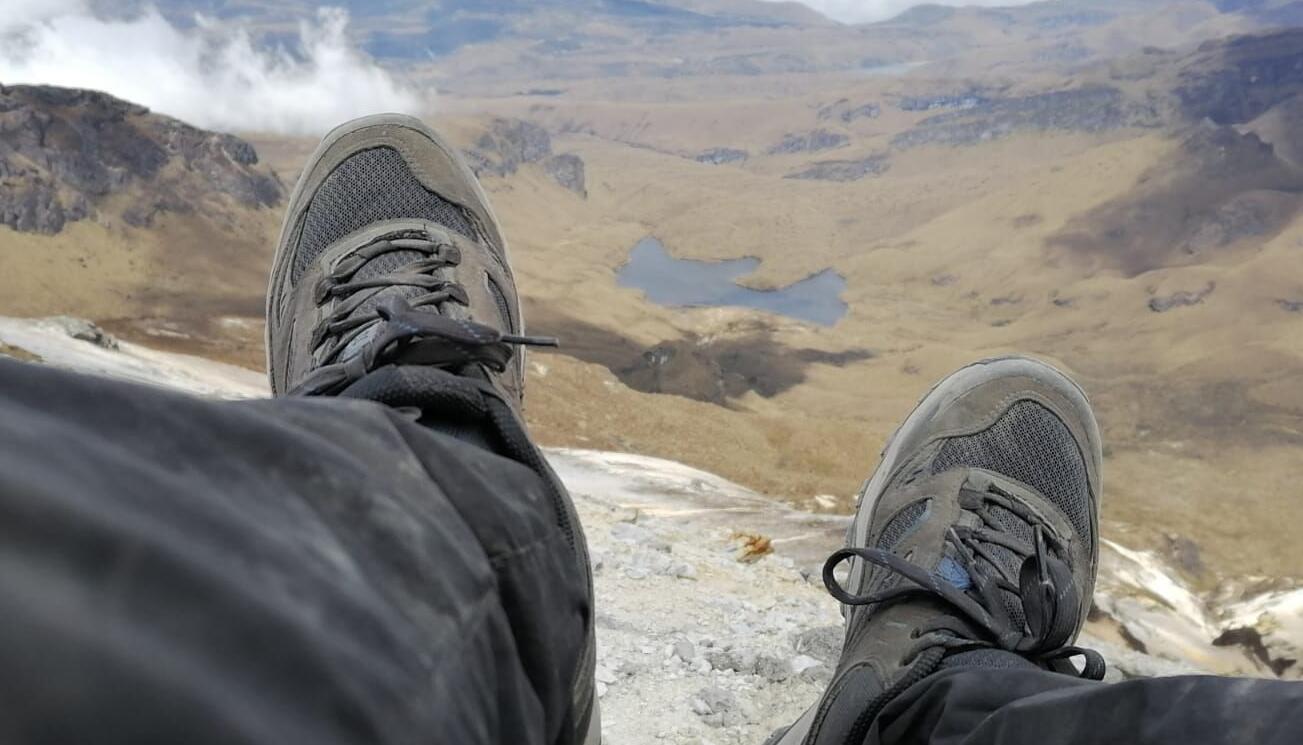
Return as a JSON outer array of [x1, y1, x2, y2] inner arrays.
[[0, 85, 282, 234], [1048, 29, 1303, 273], [0, 84, 283, 361]]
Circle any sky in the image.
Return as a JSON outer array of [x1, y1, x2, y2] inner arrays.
[[0, 1, 425, 135], [0, 0, 1045, 135], [769, 0, 1041, 24]]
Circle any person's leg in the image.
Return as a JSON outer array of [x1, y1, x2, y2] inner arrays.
[[773, 357, 1303, 745], [0, 357, 590, 745], [870, 666, 1303, 745], [0, 113, 596, 744]]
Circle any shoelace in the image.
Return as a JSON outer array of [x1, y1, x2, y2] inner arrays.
[[822, 479, 1105, 744], [309, 230, 473, 366], [292, 294, 556, 398]]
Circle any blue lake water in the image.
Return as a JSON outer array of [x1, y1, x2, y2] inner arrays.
[[616, 237, 848, 326]]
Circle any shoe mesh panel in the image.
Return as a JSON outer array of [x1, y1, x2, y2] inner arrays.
[[863, 500, 930, 597], [487, 276, 513, 331], [877, 500, 929, 551], [931, 400, 1091, 541], [292, 146, 474, 282]]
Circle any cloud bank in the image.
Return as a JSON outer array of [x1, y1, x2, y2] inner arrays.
[[771, 0, 1039, 24], [0, 3, 426, 135]]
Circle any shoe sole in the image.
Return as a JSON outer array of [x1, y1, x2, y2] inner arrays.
[[843, 355, 1103, 618]]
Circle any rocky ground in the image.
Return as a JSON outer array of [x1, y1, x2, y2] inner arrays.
[[556, 449, 841, 744]]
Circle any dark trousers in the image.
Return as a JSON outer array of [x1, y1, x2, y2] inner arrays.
[[871, 668, 1303, 745], [0, 357, 1298, 744], [0, 358, 590, 745]]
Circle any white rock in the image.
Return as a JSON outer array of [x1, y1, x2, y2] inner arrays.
[[791, 655, 823, 675], [673, 640, 696, 661], [671, 562, 698, 579]]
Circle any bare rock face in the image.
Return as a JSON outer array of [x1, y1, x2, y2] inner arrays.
[[892, 87, 1159, 149], [897, 91, 988, 112], [470, 118, 554, 176], [1052, 126, 1303, 276], [0, 85, 283, 234], [696, 147, 749, 166], [786, 155, 890, 182], [467, 118, 586, 196], [767, 129, 849, 155], [1176, 29, 1303, 125], [545, 153, 587, 197], [817, 99, 881, 123], [1149, 282, 1216, 313]]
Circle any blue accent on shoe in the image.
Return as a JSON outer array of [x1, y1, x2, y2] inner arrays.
[[936, 556, 972, 590]]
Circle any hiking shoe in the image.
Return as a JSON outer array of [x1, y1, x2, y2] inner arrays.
[[265, 114, 598, 745], [772, 356, 1105, 745], [266, 113, 546, 403]]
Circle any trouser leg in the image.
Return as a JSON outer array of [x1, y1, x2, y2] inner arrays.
[[0, 358, 591, 745], [871, 667, 1303, 745]]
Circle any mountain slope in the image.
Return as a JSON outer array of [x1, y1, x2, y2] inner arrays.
[[0, 84, 284, 361], [0, 85, 281, 234]]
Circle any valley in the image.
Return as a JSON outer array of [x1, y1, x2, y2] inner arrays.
[[3, 0, 1302, 597]]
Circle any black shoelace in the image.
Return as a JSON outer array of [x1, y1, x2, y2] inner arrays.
[[291, 230, 556, 397], [822, 480, 1105, 744], [309, 230, 474, 365]]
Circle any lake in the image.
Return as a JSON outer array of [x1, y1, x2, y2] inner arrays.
[[616, 237, 847, 326]]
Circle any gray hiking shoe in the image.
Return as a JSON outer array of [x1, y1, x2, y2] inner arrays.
[[265, 114, 599, 745], [266, 113, 544, 402], [774, 357, 1105, 745]]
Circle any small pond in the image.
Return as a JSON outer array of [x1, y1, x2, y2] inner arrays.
[[616, 237, 847, 326]]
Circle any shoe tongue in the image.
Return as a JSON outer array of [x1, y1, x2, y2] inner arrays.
[[338, 247, 432, 362], [929, 472, 1049, 633]]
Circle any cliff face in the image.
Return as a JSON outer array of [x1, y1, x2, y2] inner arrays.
[[0, 85, 283, 234], [1174, 29, 1303, 125]]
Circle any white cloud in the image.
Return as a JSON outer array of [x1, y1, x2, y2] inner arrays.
[[770, 0, 1040, 24], [0, 3, 427, 135]]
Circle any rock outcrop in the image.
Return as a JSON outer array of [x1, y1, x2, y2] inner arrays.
[[0, 85, 282, 234], [696, 147, 749, 166], [897, 92, 988, 112], [817, 99, 881, 123], [468, 117, 588, 196], [786, 155, 890, 182], [768, 129, 849, 155], [1052, 126, 1303, 276], [544, 153, 587, 197], [1175, 29, 1303, 125], [892, 87, 1159, 148], [469, 118, 554, 177], [1149, 282, 1216, 313]]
